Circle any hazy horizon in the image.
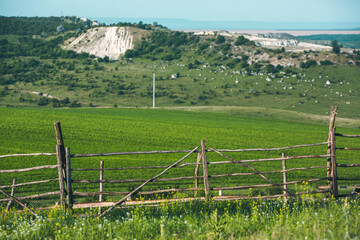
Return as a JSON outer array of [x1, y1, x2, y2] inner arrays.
[[1, 0, 360, 26], [92, 17, 360, 31]]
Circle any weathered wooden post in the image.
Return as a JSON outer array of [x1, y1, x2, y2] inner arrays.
[[282, 153, 288, 199], [56, 145, 66, 208], [194, 152, 201, 197], [54, 121, 66, 169], [6, 179, 16, 211], [327, 106, 338, 197], [331, 127, 338, 198], [65, 147, 73, 210], [54, 121, 67, 202], [201, 140, 210, 198], [99, 161, 104, 214]]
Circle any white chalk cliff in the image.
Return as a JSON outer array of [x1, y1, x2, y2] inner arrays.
[[63, 26, 134, 60]]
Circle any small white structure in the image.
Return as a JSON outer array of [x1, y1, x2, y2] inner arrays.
[[171, 74, 178, 79], [326, 80, 331, 85]]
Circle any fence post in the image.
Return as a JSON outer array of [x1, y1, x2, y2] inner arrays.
[[56, 145, 66, 209], [331, 127, 338, 198], [201, 140, 210, 198], [194, 152, 201, 197], [54, 122, 66, 168], [65, 147, 73, 210], [6, 179, 16, 211], [327, 107, 337, 191], [282, 153, 288, 199], [99, 161, 104, 214]]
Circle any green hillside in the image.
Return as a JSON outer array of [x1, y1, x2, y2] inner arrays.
[[0, 16, 360, 119]]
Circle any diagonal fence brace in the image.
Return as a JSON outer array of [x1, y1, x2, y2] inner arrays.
[[0, 189, 38, 217], [98, 146, 199, 218], [209, 148, 297, 198]]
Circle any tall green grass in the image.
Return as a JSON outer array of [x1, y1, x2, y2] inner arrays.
[[1, 198, 359, 239]]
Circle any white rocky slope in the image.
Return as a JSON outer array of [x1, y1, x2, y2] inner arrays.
[[63, 26, 135, 60]]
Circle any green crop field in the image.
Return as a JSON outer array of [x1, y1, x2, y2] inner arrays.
[[1, 107, 359, 208]]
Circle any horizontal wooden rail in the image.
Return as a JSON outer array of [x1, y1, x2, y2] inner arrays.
[[214, 142, 328, 152], [338, 178, 360, 181], [71, 150, 195, 158], [0, 165, 58, 173], [0, 191, 60, 202], [0, 179, 59, 189], [209, 166, 329, 179], [212, 178, 329, 191], [72, 162, 199, 171], [214, 194, 287, 200], [335, 133, 360, 138], [73, 191, 127, 196], [318, 185, 360, 189], [336, 147, 360, 150], [0, 153, 56, 158], [73, 187, 203, 197], [337, 164, 360, 168], [72, 175, 203, 184], [207, 154, 329, 165]]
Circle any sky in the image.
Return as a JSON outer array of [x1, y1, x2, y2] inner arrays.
[[1, 0, 360, 25]]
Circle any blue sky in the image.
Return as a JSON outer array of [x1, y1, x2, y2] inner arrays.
[[1, 0, 360, 23]]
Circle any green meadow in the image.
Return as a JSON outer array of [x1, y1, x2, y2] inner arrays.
[[1, 107, 359, 206]]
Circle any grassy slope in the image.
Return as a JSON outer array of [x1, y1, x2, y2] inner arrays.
[[1, 107, 359, 204], [1, 56, 359, 118]]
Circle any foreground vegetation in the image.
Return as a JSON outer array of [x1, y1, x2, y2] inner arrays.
[[1, 197, 360, 239]]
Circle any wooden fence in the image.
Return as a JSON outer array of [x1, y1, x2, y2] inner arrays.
[[0, 107, 359, 217]]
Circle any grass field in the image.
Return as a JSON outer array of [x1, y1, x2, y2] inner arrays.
[[1, 107, 359, 208], [1, 198, 360, 239]]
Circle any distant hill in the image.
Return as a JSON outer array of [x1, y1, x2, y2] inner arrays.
[[0, 16, 359, 118], [260, 32, 360, 49], [296, 34, 360, 49]]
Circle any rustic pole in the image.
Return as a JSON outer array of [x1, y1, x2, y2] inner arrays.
[[54, 122, 66, 181], [331, 128, 338, 198], [282, 153, 288, 199], [54, 121, 65, 146], [56, 145, 66, 209], [327, 107, 337, 189], [65, 147, 73, 210], [201, 140, 210, 198], [6, 179, 16, 211], [99, 161, 104, 214], [194, 152, 201, 197]]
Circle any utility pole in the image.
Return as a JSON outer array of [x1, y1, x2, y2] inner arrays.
[[153, 65, 156, 109]]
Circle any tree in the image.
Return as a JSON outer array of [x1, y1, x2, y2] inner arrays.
[[215, 35, 225, 44], [331, 40, 341, 54], [235, 35, 254, 46], [56, 25, 65, 33]]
